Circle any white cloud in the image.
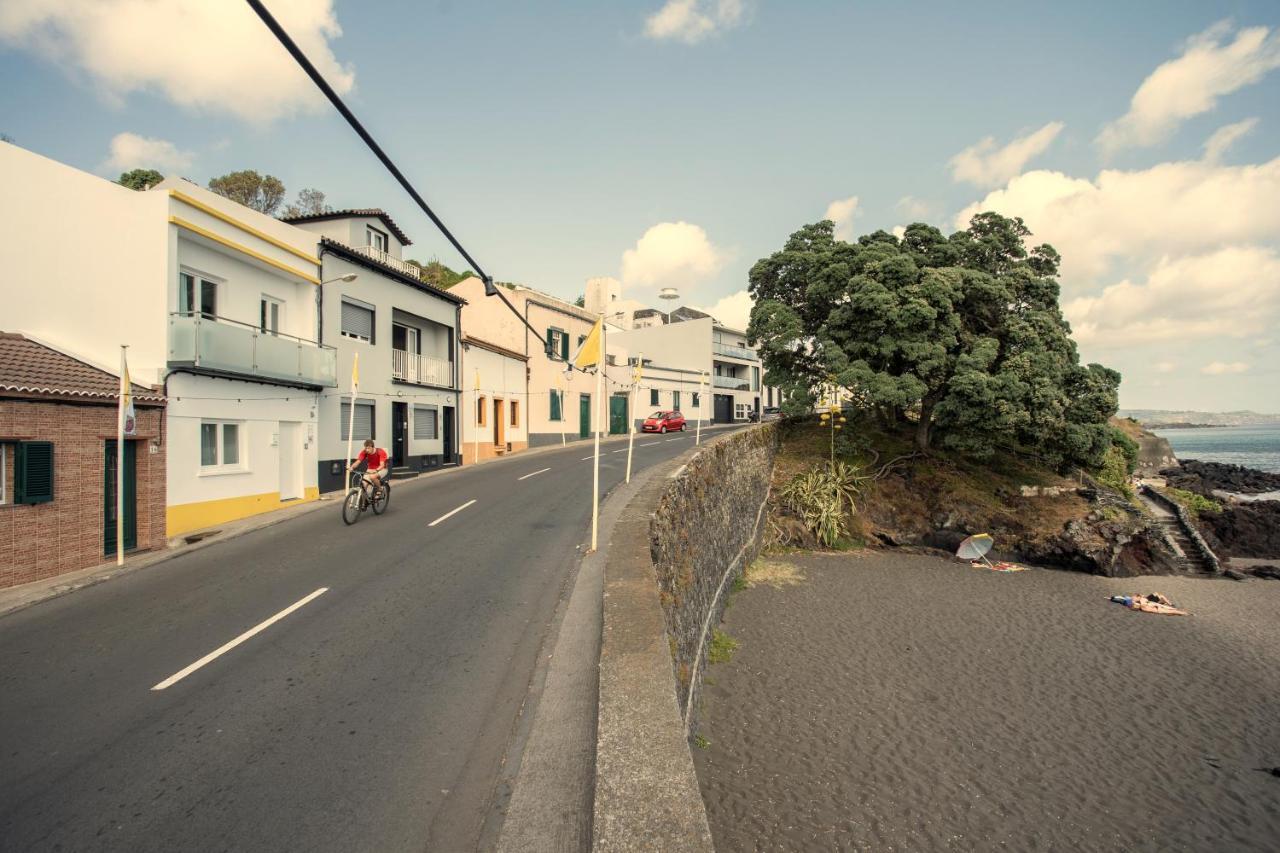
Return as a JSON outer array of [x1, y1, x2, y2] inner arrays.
[[99, 132, 193, 175], [1097, 21, 1280, 155], [1063, 247, 1280, 346], [1156, 361, 1177, 373], [0, 0, 355, 122], [948, 122, 1064, 188], [643, 0, 745, 44], [693, 289, 754, 331], [824, 195, 859, 241], [1201, 361, 1250, 375], [895, 196, 935, 220], [955, 154, 1280, 282], [620, 221, 725, 289], [890, 225, 907, 240], [1202, 117, 1258, 163]]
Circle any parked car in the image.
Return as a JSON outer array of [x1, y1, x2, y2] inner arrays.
[[761, 406, 782, 421], [642, 410, 686, 433]]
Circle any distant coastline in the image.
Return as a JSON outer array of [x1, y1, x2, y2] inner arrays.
[[1146, 422, 1231, 430]]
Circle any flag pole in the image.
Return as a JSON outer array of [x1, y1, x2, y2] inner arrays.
[[590, 318, 604, 551], [626, 351, 641, 483], [474, 368, 481, 465], [558, 373, 566, 447], [345, 352, 359, 483], [116, 345, 127, 566], [696, 370, 706, 445]]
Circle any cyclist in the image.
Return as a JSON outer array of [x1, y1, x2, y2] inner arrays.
[[348, 438, 390, 497]]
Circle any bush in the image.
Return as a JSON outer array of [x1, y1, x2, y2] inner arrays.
[[1163, 487, 1221, 519], [776, 461, 862, 547], [1095, 444, 1133, 497], [1109, 426, 1139, 474]]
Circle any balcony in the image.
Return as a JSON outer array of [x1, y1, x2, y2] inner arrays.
[[713, 342, 757, 360], [352, 244, 430, 282], [713, 375, 750, 391], [168, 313, 336, 388], [392, 348, 453, 387]]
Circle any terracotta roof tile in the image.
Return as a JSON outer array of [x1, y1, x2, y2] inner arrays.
[[0, 333, 166, 404], [279, 208, 412, 246]]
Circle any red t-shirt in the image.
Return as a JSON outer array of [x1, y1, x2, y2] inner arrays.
[[357, 448, 388, 471]]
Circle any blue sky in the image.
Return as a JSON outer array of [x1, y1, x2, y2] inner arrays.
[[2, 0, 1277, 411]]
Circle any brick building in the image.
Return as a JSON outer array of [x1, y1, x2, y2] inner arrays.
[[0, 333, 167, 589]]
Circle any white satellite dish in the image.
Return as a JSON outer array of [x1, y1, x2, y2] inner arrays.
[[658, 287, 679, 301]]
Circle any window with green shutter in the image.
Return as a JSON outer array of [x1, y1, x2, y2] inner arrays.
[[550, 389, 563, 421], [560, 330, 569, 360], [650, 389, 659, 406], [15, 441, 54, 504]]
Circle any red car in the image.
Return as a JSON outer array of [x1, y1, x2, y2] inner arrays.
[[642, 410, 686, 433]]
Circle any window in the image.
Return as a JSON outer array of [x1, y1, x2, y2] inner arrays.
[[413, 406, 439, 440], [179, 272, 217, 319], [14, 441, 54, 504], [260, 296, 282, 335], [752, 366, 761, 392], [650, 389, 659, 406], [340, 400, 375, 441], [0, 443, 6, 504], [367, 226, 389, 253], [341, 298, 375, 342], [692, 392, 700, 407], [477, 396, 487, 426], [547, 327, 569, 361], [200, 422, 242, 469], [735, 402, 747, 420], [672, 391, 681, 411], [550, 390, 563, 421], [511, 401, 519, 427]]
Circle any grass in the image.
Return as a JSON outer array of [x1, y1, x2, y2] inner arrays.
[[1163, 487, 1221, 518], [694, 734, 711, 750], [744, 559, 806, 588], [707, 629, 739, 664]]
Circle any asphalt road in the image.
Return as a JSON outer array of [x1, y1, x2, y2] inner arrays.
[[0, 426, 736, 852]]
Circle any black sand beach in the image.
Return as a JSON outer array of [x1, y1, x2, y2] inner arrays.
[[693, 553, 1280, 851]]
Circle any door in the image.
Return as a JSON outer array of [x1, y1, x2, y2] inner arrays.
[[406, 327, 420, 382], [579, 393, 591, 438], [714, 394, 733, 423], [609, 395, 628, 435], [392, 401, 408, 467], [278, 422, 303, 500], [493, 399, 505, 447], [443, 406, 456, 462], [104, 440, 136, 555]]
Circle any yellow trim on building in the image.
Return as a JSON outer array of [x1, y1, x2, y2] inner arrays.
[[166, 486, 321, 537], [169, 190, 322, 267], [170, 216, 322, 285]]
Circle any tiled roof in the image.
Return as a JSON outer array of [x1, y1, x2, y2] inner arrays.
[[0, 333, 166, 405], [280, 208, 413, 246]]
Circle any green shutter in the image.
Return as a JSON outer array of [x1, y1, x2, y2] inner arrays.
[[547, 328, 556, 359], [15, 441, 54, 504], [560, 330, 569, 361], [550, 390, 562, 421]]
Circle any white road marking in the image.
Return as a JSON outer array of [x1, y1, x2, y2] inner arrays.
[[611, 449, 628, 454], [151, 588, 329, 691], [429, 499, 477, 527], [640, 442, 660, 447], [580, 455, 595, 461], [665, 437, 683, 442], [518, 467, 551, 481]]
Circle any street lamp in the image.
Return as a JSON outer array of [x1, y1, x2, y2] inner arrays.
[[322, 273, 359, 285], [316, 273, 358, 345]]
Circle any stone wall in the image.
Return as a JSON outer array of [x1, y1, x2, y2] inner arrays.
[[649, 423, 778, 729]]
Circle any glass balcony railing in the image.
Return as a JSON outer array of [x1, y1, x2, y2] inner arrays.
[[168, 313, 337, 387], [713, 342, 757, 360], [712, 375, 750, 391], [392, 348, 454, 387]]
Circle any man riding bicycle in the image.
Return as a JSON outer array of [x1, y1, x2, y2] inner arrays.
[[348, 438, 390, 497]]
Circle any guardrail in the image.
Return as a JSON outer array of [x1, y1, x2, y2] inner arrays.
[[352, 244, 429, 282], [168, 313, 336, 387], [391, 348, 453, 387], [712, 342, 757, 360], [712, 375, 750, 390]]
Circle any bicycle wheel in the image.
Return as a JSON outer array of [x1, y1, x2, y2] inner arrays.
[[372, 483, 390, 515], [341, 488, 363, 525]]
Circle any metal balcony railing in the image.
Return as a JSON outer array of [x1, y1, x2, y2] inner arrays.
[[392, 348, 453, 387], [713, 342, 757, 360], [352, 244, 430, 282], [712, 375, 750, 391], [168, 313, 337, 387]]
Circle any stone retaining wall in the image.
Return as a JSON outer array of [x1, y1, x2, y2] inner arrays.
[[1140, 486, 1222, 572]]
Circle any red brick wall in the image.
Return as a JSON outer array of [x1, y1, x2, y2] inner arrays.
[[0, 399, 167, 589]]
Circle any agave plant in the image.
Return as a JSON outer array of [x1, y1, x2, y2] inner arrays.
[[777, 463, 863, 547]]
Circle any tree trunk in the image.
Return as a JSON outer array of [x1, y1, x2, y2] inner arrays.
[[915, 397, 936, 450]]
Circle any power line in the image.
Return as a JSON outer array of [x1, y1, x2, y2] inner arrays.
[[244, 0, 554, 357]]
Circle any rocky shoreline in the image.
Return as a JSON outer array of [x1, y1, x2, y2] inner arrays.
[[1162, 459, 1280, 495]]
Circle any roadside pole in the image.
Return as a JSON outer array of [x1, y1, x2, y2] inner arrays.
[[696, 370, 707, 445], [116, 346, 128, 566], [625, 352, 641, 483], [473, 368, 480, 465], [345, 352, 359, 482], [557, 372, 566, 446], [590, 320, 604, 551]]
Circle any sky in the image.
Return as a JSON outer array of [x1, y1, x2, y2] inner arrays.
[[1, 0, 1277, 412]]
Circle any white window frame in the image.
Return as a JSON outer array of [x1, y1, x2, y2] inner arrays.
[[260, 295, 284, 335], [367, 226, 389, 253], [199, 420, 246, 474], [179, 268, 222, 319], [735, 402, 747, 420], [340, 298, 376, 343]]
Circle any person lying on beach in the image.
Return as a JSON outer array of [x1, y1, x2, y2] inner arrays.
[[1109, 592, 1188, 616]]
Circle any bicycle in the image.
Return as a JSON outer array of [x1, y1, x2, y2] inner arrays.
[[341, 468, 391, 525]]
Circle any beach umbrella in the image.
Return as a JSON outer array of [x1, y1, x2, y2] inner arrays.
[[956, 533, 996, 567]]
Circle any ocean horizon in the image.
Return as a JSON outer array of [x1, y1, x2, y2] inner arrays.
[[1151, 424, 1280, 474]]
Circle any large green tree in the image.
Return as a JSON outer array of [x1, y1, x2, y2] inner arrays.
[[117, 168, 164, 191], [207, 170, 287, 215], [281, 187, 331, 218], [747, 213, 1119, 470]]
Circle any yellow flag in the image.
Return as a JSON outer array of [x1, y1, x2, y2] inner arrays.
[[573, 318, 603, 369], [351, 352, 359, 393]]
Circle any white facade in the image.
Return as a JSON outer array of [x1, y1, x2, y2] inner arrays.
[[0, 142, 332, 536], [461, 337, 529, 460]]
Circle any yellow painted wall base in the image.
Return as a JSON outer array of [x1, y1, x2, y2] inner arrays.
[[167, 486, 321, 537]]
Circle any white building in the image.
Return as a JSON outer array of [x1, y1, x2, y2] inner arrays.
[[0, 141, 334, 537], [282, 210, 464, 491], [459, 336, 529, 461]]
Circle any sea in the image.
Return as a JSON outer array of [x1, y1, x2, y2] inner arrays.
[[1151, 424, 1280, 474]]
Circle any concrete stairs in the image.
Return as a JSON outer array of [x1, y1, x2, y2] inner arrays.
[[389, 465, 419, 481], [1137, 491, 1215, 574]]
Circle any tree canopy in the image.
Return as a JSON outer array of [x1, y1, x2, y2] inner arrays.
[[747, 213, 1120, 470], [282, 187, 331, 218], [207, 170, 287, 215], [405, 258, 469, 290], [117, 168, 164, 191]]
